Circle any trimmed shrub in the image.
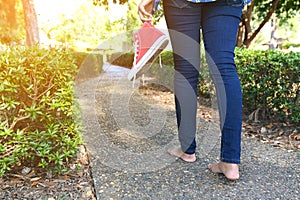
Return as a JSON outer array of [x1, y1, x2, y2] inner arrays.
[[0, 46, 82, 176], [235, 48, 300, 123]]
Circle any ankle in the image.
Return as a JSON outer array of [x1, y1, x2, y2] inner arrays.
[[221, 162, 239, 168]]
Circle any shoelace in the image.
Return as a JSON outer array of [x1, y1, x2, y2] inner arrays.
[[132, 35, 139, 88], [159, 54, 162, 68]]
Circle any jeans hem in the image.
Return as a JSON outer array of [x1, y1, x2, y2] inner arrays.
[[220, 158, 240, 164], [184, 150, 196, 155]]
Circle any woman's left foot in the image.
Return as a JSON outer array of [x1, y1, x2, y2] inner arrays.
[[167, 146, 196, 163], [208, 162, 239, 180]]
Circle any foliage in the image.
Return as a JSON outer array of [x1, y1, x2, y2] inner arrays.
[[235, 48, 299, 123], [93, 0, 127, 7], [125, 0, 140, 31], [238, 0, 300, 47], [152, 1, 164, 25], [281, 42, 300, 49], [0, 46, 83, 176], [40, 6, 113, 49], [39, 1, 140, 52], [255, 0, 300, 21]]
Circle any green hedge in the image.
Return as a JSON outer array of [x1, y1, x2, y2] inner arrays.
[[0, 46, 82, 176], [235, 49, 299, 123]]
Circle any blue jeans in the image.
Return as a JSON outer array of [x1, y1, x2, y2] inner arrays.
[[163, 0, 244, 164]]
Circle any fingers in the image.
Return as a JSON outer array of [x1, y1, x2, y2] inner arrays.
[[138, 9, 152, 22], [138, 0, 153, 22]]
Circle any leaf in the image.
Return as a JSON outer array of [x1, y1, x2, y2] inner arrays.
[[37, 181, 58, 187], [30, 180, 40, 187], [291, 134, 300, 141], [30, 177, 42, 182]]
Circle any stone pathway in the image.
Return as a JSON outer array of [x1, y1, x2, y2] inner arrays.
[[75, 64, 300, 200]]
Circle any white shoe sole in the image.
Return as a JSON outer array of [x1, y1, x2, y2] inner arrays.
[[128, 35, 169, 81]]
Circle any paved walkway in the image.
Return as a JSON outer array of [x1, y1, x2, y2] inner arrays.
[[75, 64, 300, 200]]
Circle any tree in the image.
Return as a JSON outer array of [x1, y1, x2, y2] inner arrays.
[[21, 0, 39, 46], [125, 0, 140, 31], [238, 0, 300, 48]]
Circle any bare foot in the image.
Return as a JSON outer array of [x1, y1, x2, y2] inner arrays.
[[167, 146, 196, 163], [208, 162, 239, 180]]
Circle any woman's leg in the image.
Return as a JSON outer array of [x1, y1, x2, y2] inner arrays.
[[201, 1, 243, 179], [163, 0, 201, 156]]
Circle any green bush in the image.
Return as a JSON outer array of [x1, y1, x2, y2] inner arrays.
[[0, 46, 82, 176], [235, 48, 299, 123], [108, 52, 134, 69]]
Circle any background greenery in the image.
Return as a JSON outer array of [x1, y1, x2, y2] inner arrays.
[[235, 48, 300, 122], [0, 46, 90, 176]]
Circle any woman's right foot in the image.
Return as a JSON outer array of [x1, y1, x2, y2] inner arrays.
[[208, 162, 239, 180]]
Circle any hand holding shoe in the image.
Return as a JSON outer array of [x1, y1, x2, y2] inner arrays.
[[138, 0, 154, 22]]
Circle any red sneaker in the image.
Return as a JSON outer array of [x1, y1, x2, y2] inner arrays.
[[128, 22, 169, 81]]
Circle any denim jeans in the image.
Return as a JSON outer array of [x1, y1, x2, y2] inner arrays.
[[163, 0, 244, 164]]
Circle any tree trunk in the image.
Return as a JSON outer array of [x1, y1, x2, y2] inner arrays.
[[244, 0, 280, 48], [237, 0, 254, 47], [243, 1, 254, 45], [21, 0, 39, 46], [236, 16, 245, 47]]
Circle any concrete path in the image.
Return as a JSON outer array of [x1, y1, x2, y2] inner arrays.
[[75, 64, 300, 200]]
